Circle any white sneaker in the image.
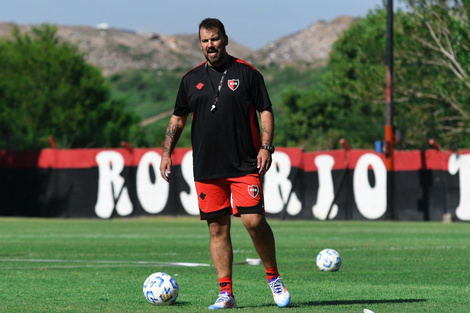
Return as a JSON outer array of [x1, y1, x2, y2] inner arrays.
[[208, 291, 237, 309], [269, 277, 291, 307]]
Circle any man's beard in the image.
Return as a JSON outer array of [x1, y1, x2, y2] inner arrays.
[[205, 49, 225, 67]]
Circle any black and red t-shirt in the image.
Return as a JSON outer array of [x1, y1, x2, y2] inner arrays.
[[173, 55, 273, 181]]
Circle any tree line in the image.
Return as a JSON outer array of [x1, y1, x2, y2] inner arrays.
[[0, 25, 145, 150], [1, 0, 469, 151], [279, 0, 470, 150]]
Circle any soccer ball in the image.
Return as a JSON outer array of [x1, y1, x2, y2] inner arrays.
[[143, 272, 179, 305], [316, 248, 341, 272]]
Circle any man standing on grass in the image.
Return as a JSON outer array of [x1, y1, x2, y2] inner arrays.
[[159, 18, 290, 309]]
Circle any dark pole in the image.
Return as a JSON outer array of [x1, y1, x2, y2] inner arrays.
[[385, 0, 395, 219]]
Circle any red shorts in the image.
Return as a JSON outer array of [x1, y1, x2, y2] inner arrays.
[[195, 174, 265, 220]]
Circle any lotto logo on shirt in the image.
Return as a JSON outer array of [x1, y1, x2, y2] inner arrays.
[[228, 79, 239, 91]]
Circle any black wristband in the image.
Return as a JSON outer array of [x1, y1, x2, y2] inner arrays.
[[261, 145, 275, 154]]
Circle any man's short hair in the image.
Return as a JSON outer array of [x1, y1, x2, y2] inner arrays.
[[198, 18, 227, 39]]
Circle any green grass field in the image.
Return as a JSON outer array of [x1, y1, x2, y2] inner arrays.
[[0, 217, 468, 312]]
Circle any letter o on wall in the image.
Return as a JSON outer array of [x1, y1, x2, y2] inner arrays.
[[136, 152, 169, 214]]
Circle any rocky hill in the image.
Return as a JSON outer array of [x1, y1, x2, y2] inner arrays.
[[0, 17, 354, 76], [246, 16, 355, 67]]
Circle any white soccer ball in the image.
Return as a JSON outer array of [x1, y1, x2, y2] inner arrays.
[[143, 272, 179, 305], [316, 248, 341, 272]]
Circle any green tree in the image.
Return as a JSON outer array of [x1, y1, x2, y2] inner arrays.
[[279, 9, 394, 150], [0, 24, 145, 150], [280, 2, 470, 150], [399, 0, 470, 148]]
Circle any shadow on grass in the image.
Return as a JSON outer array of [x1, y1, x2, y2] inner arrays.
[[237, 298, 427, 309], [293, 298, 427, 307]]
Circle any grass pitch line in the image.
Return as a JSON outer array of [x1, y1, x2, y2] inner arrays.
[[234, 258, 262, 266], [0, 258, 261, 270], [0, 264, 195, 270], [0, 258, 211, 268]]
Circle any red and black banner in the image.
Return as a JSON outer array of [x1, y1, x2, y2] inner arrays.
[[0, 148, 468, 221]]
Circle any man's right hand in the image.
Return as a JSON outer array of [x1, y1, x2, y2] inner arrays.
[[160, 156, 172, 182]]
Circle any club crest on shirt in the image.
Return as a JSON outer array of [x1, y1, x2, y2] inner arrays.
[[248, 185, 259, 198], [227, 79, 239, 91]]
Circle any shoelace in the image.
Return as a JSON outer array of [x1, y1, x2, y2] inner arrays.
[[215, 294, 231, 303], [270, 279, 283, 295]]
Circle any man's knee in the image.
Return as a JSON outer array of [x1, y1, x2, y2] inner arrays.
[[242, 214, 266, 231], [208, 216, 231, 237]]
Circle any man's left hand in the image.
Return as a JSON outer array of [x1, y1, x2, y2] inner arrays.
[[257, 149, 272, 175]]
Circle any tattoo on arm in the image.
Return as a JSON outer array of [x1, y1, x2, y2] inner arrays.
[[259, 109, 274, 145], [261, 126, 273, 145], [162, 122, 183, 156]]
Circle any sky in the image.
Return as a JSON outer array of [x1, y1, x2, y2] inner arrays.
[[0, 0, 403, 50]]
